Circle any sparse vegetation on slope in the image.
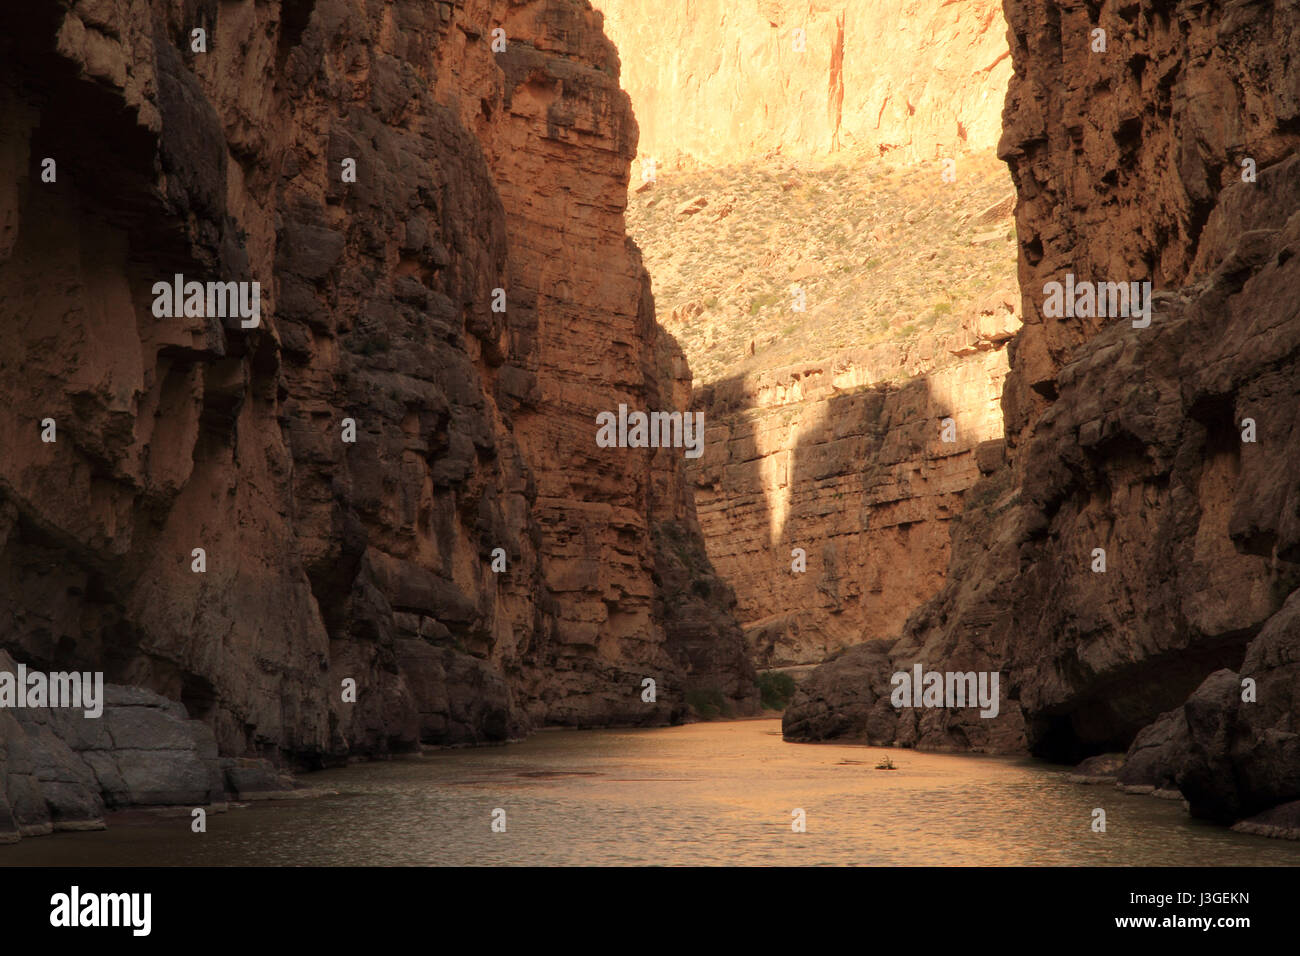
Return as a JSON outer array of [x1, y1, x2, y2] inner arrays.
[[626, 149, 1018, 386]]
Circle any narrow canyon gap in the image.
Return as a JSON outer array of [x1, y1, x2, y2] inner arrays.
[[599, 0, 1022, 673]]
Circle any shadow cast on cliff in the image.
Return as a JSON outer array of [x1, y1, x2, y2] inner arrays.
[[693, 360, 989, 672]]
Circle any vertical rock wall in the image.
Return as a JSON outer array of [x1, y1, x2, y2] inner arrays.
[[597, 0, 1021, 671], [694, 331, 1015, 670], [787, 0, 1300, 831], [593, 0, 1013, 168], [0, 0, 755, 840]]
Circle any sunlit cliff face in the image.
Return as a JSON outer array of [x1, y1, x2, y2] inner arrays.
[[600, 1, 1020, 668], [594, 0, 1012, 171]]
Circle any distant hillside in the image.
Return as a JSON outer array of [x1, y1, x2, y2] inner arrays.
[[627, 149, 1018, 387]]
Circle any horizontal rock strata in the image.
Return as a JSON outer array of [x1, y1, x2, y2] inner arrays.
[[0, 0, 755, 841], [787, 0, 1300, 831], [694, 322, 1015, 670]]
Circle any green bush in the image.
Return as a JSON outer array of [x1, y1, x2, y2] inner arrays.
[[686, 687, 728, 719], [757, 671, 797, 711]]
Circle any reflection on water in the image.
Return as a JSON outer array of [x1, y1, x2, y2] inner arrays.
[[4, 719, 1297, 866]]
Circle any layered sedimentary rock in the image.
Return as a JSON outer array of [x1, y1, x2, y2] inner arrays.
[[592, 0, 1012, 170], [620, 130, 1022, 673], [0, 0, 754, 840], [787, 0, 1300, 829], [603, 2, 1022, 675], [693, 312, 1016, 669]]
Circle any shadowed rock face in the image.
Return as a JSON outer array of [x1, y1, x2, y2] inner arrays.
[[787, 0, 1300, 827], [0, 0, 755, 837], [694, 335, 1014, 670]]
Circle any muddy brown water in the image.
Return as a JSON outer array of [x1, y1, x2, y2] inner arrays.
[[4, 719, 1298, 866]]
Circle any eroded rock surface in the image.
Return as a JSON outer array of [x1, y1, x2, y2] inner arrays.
[[593, 0, 1012, 169], [0, 0, 755, 839], [788, 1, 1300, 828], [624, 145, 1022, 674], [695, 333, 1013, 669]]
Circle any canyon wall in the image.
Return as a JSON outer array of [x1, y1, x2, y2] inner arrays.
[[606, 0, 1023, 674], [787, 0, 1300, 830], [694, 309, 1017, 669], [593, 0, 1012, 169], [0, 0, 754, 842]]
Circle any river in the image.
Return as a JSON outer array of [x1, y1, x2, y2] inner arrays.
[[3, 719, 1297, 866]]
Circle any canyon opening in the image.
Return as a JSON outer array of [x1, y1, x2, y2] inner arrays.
[[1, 0, 1299, 931]]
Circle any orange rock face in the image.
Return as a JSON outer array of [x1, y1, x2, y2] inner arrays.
[[593, 0, 1012, 169], [0, 0, 755, 837], [787, 0, 1300, 833], [693, 333, 1014, 669], [620, 148, 1021, 673], [596, 0, 1020, 676]]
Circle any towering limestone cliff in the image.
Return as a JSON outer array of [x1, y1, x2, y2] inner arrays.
[[610, 0, 1021, 670], [693, 328, 1014, 670], [786, 0, 1300, 832], [0, 0, 755, 842], [593, 0, 1011, 171], [656, 154, 1019, 670]]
